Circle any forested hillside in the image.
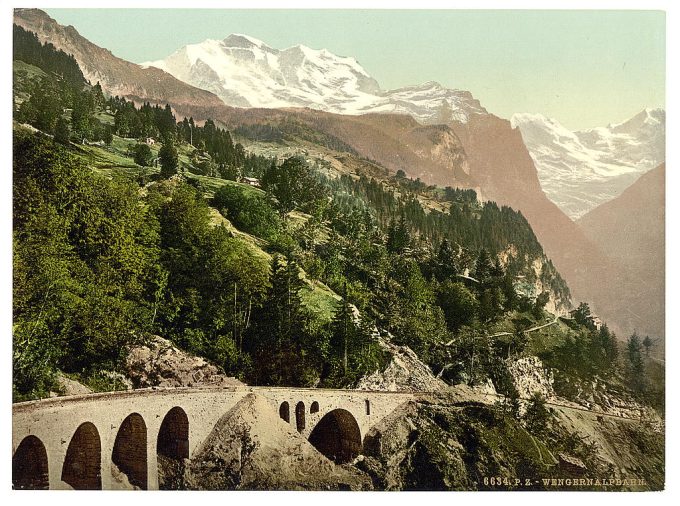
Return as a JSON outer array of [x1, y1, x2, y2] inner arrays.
[[12, 26, 662, 422]]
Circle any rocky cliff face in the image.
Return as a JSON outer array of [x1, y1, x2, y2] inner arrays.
[[357, 389, 663, 490], [357, 338, 449, 393], [448, 114, 656, 338], [507, 356, 556, 401]]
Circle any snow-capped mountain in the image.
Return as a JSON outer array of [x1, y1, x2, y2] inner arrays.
[[141, 34, 486, 123], [511, 108, 665, 219]]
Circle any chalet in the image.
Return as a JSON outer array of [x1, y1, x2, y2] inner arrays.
[[242, 177, 261, 188]]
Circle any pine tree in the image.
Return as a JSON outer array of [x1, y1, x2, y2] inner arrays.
[[387, 212, 409, 253], [474, 248, 494, 284], [626, 332, 645, 394], [53, 116, 70, 145], [432, 238, 457, 280], [331, 291, 355, 376], [159, 139, 178, 178]]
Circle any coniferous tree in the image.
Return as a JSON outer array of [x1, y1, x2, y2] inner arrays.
[[159, 139, 178, 178], [53, 116, 70, 145], [331, 291, 355, 376], [627, 332, 645, 394]]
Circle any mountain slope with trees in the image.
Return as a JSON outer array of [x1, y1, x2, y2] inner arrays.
[[11, 20, 664, 491]]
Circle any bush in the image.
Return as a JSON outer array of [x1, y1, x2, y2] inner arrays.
[[213, 184, 282, 241], [133, 143, 154, 166]]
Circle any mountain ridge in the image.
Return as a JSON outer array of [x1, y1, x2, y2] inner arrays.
[[13, 8, 228, 119], [141, 33, 487, 124], [577, 164, 665, 340]]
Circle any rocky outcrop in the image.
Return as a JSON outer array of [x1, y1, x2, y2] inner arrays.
[[53, 373, 92, 396], [507, 356, 555, 401], [125, 335, 243, 389], [357, 338, 448, 392]]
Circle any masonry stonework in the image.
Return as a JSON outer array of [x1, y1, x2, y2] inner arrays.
[[12, 386, 413, 490]]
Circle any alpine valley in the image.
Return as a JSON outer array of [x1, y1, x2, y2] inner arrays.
[[11, 8, 665, 491]]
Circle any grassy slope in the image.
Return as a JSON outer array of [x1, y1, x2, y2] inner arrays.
[[71, 125, 341, 324], [13, 60, 47, 106]]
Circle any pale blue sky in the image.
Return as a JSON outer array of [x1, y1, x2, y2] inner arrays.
[[44, 9, 665, 130]]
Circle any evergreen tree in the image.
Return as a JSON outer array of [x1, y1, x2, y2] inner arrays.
[[331, 291, 355, 376], [474, 248, 494, 284], [249, 256, 316, 385], [262, 156, 326, 215], [626, 332, 645, 394], [532, 291, 550, 319], [386, 213, 410, 253], [642, 336, 654, 357], [53, 116, 70, 145], [433, 238, 458, 280], [436, 280, 478, 331], [524, 393, 550, 436], [572, 302, 596, 331], [159, 139, 178, 178]]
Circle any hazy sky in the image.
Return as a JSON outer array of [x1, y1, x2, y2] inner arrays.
[[44, 9, 665, 130]]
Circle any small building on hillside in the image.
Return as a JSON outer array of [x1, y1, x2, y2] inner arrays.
[[242, 176, 261, 188]]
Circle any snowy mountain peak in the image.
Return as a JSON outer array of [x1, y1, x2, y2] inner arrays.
[[222, 33, 268, 48], [608, 107, 665, 133], [512, 108, 665, 219], [142, 34, 486, 123]]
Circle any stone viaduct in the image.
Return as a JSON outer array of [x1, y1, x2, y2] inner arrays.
[[12, 386, 413, 490]]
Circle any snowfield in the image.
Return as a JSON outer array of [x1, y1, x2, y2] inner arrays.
[[141, 34, 487, 124], [511, 108, 665, 219]]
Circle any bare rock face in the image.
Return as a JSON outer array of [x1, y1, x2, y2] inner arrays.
[[125, 335, 243, 389], [507, 356, 555, 401], [357, 338, 448, 392], [558, 452, 587, 475]]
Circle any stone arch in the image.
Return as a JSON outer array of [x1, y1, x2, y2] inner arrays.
[[279, 401, 290, 423], [62, 422, 101, 489], [295, 401, 306, 432], [308, 409, 362, 464], [12, 435, 49, 490], [157, 407, 189, 490], [112, 413, 147, 489], [157, 407, 189, 459], [310, 401, 319, 414]]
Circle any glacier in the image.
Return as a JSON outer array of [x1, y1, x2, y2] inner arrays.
[[511, 108, 665, 219]]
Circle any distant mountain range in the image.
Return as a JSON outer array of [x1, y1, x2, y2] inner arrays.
[[141, 34, 487, 124], [512, 109, 665, 219], [13, 8, 665, 340], [141, 33, 666, 220]]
